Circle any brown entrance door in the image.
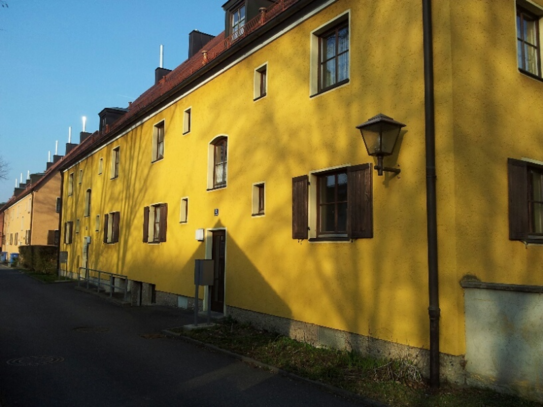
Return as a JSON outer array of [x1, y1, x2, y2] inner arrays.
[[210, 230, 225, 313]]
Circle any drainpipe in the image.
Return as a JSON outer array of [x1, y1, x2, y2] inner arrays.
[[423, 0, 440, 387], [56, 171, 64, 276]]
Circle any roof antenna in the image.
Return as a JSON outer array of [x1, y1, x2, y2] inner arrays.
[[160, 44, 164, 68], [68, 126, 72, 143], [27, 170, 30, 180], [82, 116, 87, 132], [55, 140, 58, 155]]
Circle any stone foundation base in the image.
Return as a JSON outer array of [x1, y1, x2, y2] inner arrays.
[[226, 306, 466, 385]]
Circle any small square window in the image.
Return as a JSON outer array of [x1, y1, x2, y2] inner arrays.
[[252, 183, 265, 216], [152, 121, 165, 162], [183, 108, 191, 134], [254, 64, 267, 100], [111, 147, 120, 179], [68, 173, 74, 196], [84, 189, 91, 217], [180, 198, 189, 223]]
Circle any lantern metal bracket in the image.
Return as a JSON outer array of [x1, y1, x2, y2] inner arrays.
[[374, 156, 401, 176]]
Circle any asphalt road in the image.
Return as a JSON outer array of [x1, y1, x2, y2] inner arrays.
[[0, 267, 368, 407]]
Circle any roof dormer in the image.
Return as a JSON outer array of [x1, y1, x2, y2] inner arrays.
[[222, 0, 276, 40]]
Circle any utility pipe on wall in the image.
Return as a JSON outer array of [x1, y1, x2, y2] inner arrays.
[[423, 0, 440, 387]]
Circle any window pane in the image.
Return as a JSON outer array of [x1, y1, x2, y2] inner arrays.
[[526, 44, 539, 75], [337, 202, 348, 232], [324, 34, 336, 59], [338, 53, 349, 82], [533, 203, 543, 233], [525, 19, 537, 45], [324, 60, 336, 88], [215, 164, 225, 185], [319, 175, 336, 203], [338, 27, 348, 53], [337, 173, 348, 201], [532, 171, 543, 201], [517, 14, 522, 38], [319, 204, 336, 232]]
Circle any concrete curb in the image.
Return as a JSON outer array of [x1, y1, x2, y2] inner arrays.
[[163, 328, 387, 407]]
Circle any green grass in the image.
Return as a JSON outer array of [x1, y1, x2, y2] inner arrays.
[[178, 319, 542, 407], [20, 269, 61, 283]]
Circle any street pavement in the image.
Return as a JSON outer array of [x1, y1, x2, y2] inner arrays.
[[0, 267, 369, 407]]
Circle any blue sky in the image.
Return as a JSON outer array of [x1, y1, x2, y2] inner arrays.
[[0, 0, 225, 202]]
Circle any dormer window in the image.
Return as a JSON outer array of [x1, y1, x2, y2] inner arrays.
[[231, 4, 246, 40]]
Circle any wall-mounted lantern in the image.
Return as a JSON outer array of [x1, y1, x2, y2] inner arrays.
[[356, 113, 406, 176]]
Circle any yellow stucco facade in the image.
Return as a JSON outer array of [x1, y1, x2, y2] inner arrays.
[[1, 171, 61, 257], [59, 0, 543, 391]]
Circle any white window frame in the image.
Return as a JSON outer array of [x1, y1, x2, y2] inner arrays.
[[147, 203, 166, 243], [183, 108, 192, 135], [152, 120, 165, 162], [309, 11, 350, 97], [252, 182, 266, 216], [111, 147, 120, 179], [207, 135, 229, 190], [254, 63, 268, 100], [68, 173, 74, 196], [516, 0, 543, 80], [84, 189, 91, 217], [180, 197, 189, 223]]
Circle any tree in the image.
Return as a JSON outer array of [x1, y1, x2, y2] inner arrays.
[[0, 158, 9, 181]]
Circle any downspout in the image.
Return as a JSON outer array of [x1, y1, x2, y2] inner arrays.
[[56, 171, 64, 275], [422, 0, 440, 387], [29, 192, 35, 245]]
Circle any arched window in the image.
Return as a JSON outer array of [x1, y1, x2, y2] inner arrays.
[[209, 137, 228, 189]]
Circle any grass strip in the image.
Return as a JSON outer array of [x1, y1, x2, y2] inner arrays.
[[174, 318, 541, 407]]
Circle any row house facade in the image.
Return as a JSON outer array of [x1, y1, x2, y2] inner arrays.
[[57, 0, 543, 401]]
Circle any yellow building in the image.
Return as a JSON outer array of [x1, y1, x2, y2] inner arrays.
[[1, 169, 62, 258], [59, 0, 543, 400]]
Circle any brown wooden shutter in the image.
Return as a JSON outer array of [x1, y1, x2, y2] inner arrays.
[[508, 158, 528, 240], [159, 204, 168, 242], [103, 214, 109, 243], [143, 207, 149, 243], [348, 164, 373, 239], [292, 175, 309, 239], [112, 212, 120, 243]]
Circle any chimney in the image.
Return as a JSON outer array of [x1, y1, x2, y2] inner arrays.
[[155, 67, 171, 85], [14, 187, 24, 196], [80, 131, 92, 143], [189, 30, 214, 58], [66, 143, 78, 154], [46, 162, 54, 170], [30, 173, 44, 185], [53, 154, 63, 163]]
